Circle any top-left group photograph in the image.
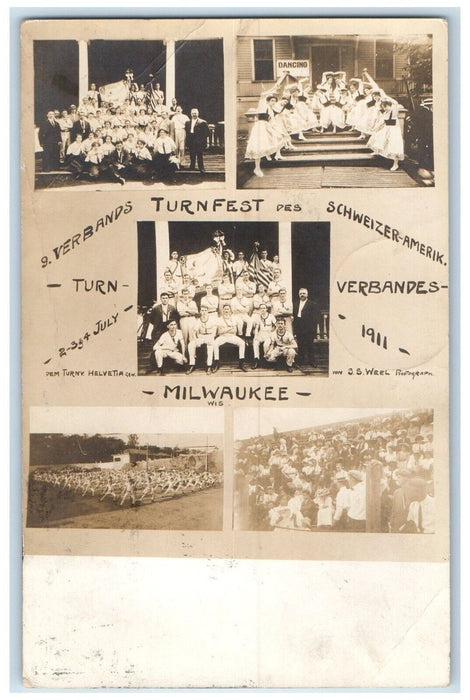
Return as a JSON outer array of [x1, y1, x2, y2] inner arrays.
[[33, 38, 225, 190]]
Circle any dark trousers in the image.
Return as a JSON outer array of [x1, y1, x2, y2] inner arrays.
[[42, 144, 60, 172], [153, 153, 178, 180], [296, 334, 316, 365], [189, 146, 204, 171]]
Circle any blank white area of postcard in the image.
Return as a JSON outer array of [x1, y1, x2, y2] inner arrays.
[[23, 556, 449, 688]]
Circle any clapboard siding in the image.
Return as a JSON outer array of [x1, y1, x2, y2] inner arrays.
[[357, 40, 376, 77]]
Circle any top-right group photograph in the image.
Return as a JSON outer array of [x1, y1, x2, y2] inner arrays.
[[236, 33, 434, 189]]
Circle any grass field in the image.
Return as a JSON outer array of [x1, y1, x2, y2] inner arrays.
[[27, 481, 223, 530]]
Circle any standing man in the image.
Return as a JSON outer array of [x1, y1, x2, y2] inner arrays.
[[71, 110, 91, 142], [38, 111, 61, 171], [185, 108, 210, 172], [57, 109, 73, 164], [146, 292, 179, 344], [293, 288, 322, 367]]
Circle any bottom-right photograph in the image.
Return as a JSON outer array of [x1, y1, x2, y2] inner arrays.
[[233, 407, 435, 534]]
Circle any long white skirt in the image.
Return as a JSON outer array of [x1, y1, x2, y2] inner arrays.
[[346, 98, 368, 128], [368, 123, 404, 160], [356, 103, 380, 135], [245, 120, 284, 159], [320, 104, 345, 129], [294, 102, 318, 130]]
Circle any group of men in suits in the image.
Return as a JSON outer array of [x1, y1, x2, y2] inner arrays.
[[37, 97, 211, 180], [140, 265, 323, 374]]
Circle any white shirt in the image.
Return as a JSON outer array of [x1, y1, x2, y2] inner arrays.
[[297, 299, 307, 317], [333, 486, 351, 521], [407, 496, 435, 534], [348, 481, 366, 520], [154, 330, 184, 352]]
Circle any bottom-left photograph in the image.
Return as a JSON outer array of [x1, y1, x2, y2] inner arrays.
[[26, 407, 224, 531]]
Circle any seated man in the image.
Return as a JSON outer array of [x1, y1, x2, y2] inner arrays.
[[107, 140, 132, 185], [264, 317, 297, 372], [230, 288, 254, 338], [152, 320, 187, 375], [213, 304, 247, 373], [186, 307, 217, 375], [251, 302, 277, 369]]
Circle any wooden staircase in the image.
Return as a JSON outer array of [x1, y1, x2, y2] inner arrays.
[[269, 128, 378, 167]]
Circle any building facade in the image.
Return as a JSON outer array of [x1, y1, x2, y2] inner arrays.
[[237, 34, 416, 123]]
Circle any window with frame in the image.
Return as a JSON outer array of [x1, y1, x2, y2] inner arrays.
[[253, 39, 274, 81], [375, 39, 394, 79]]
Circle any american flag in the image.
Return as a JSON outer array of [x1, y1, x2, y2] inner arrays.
[[148, 83, 161, 112], [248, 248, 273, 288]]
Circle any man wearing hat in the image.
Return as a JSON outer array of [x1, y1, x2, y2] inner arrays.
[[390, 467, 412, 532], [346, 470, 366, 531], [185, 108, 210, 173]]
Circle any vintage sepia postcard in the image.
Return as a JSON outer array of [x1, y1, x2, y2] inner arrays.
[[21, 16, 450, 688]]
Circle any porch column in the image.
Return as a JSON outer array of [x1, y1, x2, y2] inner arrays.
[[165, 39, 176, 103], [155, 221, 170, 299], [278, 222, 292, 300], [78, 40, 89, 106]]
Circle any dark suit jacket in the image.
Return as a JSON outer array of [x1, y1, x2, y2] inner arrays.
[[107, 149, 133, 168], [184, 118, 210, 149], [146, 304, 179, 341], [38, 119, 61, 147], [293, 299, 322, 338], [71, 119, 91, 142]]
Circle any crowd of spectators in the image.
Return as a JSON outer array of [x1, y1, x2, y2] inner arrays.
[[235, 409, 434, 533]]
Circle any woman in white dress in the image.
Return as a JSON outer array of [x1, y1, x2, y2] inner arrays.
[[367, 97, 404, 171], [318, 86, 345, 133], [295, 94, 319, 133], [284, 85, 307, 140], [358, 88, 383, 138], [245, 100, 285, 178], [346, 78, 367, 130], [353, 82, 375, 138]]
